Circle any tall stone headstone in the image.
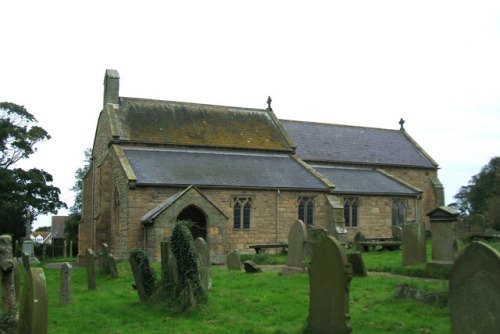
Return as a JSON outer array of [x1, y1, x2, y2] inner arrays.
[[282, 220, 308, 275], [427, 207, 459, 263], [17, 268, 48, 334], [307, 227, 328, 262], [226, 250, 242, 271], [449, 242, 500, 334], [194, 237, 211, 290], [86, 249, 96, 290], [346, 252, 368, 277], [0, 235, 17, 314], [108, 254, 119, 279], [99, 243, 111, 274], [69, 240, 73, 258], [21, 239, 39, 264], [59, 262, 72, 305], [308, 235, 353, 333], [402, 222, 427, 266]]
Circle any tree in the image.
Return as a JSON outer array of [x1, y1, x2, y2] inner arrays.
[[0, 102, 66, 240], [454, 156, 500, 229], [65, 148, 92, 242]]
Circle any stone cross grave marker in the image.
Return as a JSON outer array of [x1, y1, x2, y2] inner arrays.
[[308, 234, 353, 333], [17, 267, 48, 334], [402, 222, 427, 266], [449, 241, 500, 334], [282, 220, 308, 275], [59, 262, 72, 305], [108, 254, 119, 279], [346, 252, 368, 277], [0, 235, 17, 314], [226, 250, 242, 271], [86, 248, 96, 290], [194, 237, 211, 290]]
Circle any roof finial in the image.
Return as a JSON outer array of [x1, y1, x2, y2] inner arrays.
[[399, 118, 405, 130], [267, 96, 272, 110]]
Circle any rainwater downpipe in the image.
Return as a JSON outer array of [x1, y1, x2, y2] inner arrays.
[[276, 189, 280, 243], [91, 156, 96, 251]]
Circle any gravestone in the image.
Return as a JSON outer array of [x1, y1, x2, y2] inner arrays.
[[17, 268, 48, 334], [86, 249, 96, 290], [354, 231, 366, 252], [346, 252, 368, 277], [392, 225, 403, 241], [99, 243, 111, 274], [282, 220, 308, 275], [69, 240, 73, 258], [0, 235, 17, 314], [307, 227, 328, 262], [449, 242, 500, 334], [308, 235, 353, 333], [427, 207, 459, 263], [194, 237, 211, 290], [129, 249, 156, 302], [243, 260, 262, 273], [402, 222, 427, 266], [226, 250, 242, 271], [468, 214, 486, 235], [14, 258, 20, 303], [21, 239, 39, 264], [59, 262, 72, 305], [63, 240, 67, 259], [22, 252, 31, 273], [108, 254, 119, 279]]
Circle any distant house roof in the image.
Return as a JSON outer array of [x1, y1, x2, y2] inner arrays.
[[313, 166, 420, 196], [51, 215, 68, 239], [281, 120, 437, 168], [122, 147, 330, 191], [108, 97, 295, 152], [31, 231, 52, 244]]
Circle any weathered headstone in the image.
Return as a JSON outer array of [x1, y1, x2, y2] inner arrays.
[[69, 240, 73, 258], [108, 254, 119, 279], [282, 220, 308, 275], [449, 242, 500, 334], [392, 225, 403, 241], [307, 227, 328, 262], [99, 243, 111, 274], [129, 249, 156, 302], [354, 231, 366, 252], [308, 235, 353, 333], [59, 262, 72, 305], [17, 267, 48, 334], [427, 207, 459, 263], [194, 237, 211, 290], [86, 248, 96, 290], [0, 235, 17, 314], [243, 260, 262, 273], [346, 252, 368, 277], [226, 250, 242, 271], [22, 252, 31, 273], [402, 222, 427, 266], [21, 239, 39, 264], [63, 240, 67, 259]]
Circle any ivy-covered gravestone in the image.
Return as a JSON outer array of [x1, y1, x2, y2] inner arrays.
[[129, 249, 156, 302]]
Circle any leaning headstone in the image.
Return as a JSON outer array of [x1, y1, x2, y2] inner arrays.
[[282, 220, 308, 275], [402, 222, 427, 266], [194, 237, 211, 290], [347, 252, 368, 277], [17, 268, 48, 334], [226, 250, 242, 270], [129, 249, 156, 302], [86, 249, 96, 290], [243, 260, 262, 273], [108, 254, 119, 279], [59, 262, 72, 305], [449, 242, 500, 334], [0, 235, 17, 314], [308, 236, 353, 333]]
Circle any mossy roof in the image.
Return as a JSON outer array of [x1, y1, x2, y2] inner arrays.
[[108, 97, 294, 152]]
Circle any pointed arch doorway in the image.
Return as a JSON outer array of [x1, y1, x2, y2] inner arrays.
[[177, 205, 207, 240]]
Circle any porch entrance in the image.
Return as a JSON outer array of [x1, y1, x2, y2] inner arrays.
[[177, 205, 207, 240]]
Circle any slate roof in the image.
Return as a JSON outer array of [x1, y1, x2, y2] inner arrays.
[[122, 147, 329, 191], [281, 120, 437, 168], [313, 166, 420, 196], [108, 97, 294, 152]]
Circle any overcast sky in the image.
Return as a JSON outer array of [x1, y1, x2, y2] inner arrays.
[[1, 1, 499, 229]]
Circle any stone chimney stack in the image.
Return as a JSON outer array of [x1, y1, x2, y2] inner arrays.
[[103, 69, 120, 109]]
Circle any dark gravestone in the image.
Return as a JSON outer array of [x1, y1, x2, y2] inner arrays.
[[226, 250, 242, 271], [402, 222, 427, 266], [59, 262, 72, 305], [307, 227, 328, 262], [243, 260, 262, 273], [17, 268, 48, 334], [99, 243, 110, 274], [22, 252, 31, 274], [346, 252, 368, 277], [354, 231, 366, 252], [194, 237, 211, 290], [129, 250, 155, 302], [308, 235, 353, 333], [86, 249, 96, 290], [282, 220, 308, 275], [108, 254, 119, 279], [449, 242, 500, 334], [160, 240, 178, 290], [0, 235, 17, 314]]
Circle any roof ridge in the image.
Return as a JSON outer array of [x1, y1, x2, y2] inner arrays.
[[280, 118, 400, 132]]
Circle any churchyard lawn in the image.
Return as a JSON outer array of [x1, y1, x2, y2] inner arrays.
[[35, 252, 458, 333]]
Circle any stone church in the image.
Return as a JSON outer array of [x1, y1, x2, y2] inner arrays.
[[78, 70, 444, 263]]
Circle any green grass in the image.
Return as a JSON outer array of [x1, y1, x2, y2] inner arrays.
[[35, 259, 450, 333]]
